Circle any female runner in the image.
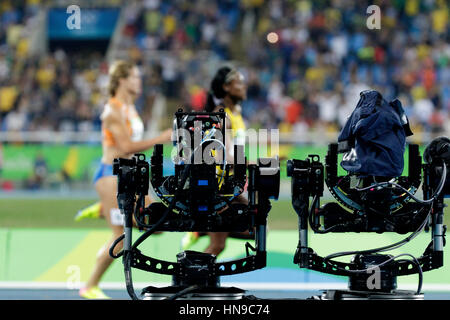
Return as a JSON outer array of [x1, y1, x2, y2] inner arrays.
[[79, 60, 171, 299]]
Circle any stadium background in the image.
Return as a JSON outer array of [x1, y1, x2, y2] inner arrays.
[[0, 0, 449, 299]]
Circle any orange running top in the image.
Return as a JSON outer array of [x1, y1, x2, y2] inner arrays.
[[102, 97, 144, 147]]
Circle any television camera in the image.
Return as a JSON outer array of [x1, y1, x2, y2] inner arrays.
[[287, 138, 449, 300], [287, 91, 449, 300], [110, 109, 280, 300]]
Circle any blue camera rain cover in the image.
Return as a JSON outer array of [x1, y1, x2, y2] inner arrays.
[[338, 90, 413, 177]]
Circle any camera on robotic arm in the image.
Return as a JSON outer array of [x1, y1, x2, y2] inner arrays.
[[287, 90, 449, 300], [111, 108, 280, 300]]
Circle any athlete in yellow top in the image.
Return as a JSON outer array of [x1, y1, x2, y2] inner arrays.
[[181, 66, 252, 256], [78, 61, 171, 299]]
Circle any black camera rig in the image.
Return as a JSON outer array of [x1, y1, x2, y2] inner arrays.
[[111, 109, 280, 300], [287, 141, 448, 300]]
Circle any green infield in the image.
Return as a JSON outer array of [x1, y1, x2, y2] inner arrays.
[[0, 198, 298, 229], [0, 198, 449, 230]]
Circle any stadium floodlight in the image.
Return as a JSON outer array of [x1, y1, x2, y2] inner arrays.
[[287, 91, 448, 300], [110, 108, 280, 300]]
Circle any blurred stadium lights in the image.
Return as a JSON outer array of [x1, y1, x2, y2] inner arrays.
[[267, 32, 279, 44], [1, 1, 448, 148]]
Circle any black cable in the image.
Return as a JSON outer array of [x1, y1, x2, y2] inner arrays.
[[124, 251, 139, 300], [311, 165, 437, 295], [308, 194, 398, 233], [308, 156, 443, 296], [109, 196, 151, 259], [113, 121, 228, 300], [165, 285, 200, 300], [323, 206, 431, 262], [325, 175, 438, 259], [355, 160, 447, 204], [132, 164, 191, 250], [395, 256, 423, 295], [126, 133, 226, 299], [109, 233, 125, 258], [308, 196, 431, 295], [122, 202, 176, 300], [109, 195, 149, 258], [122, 127, 227, 300], [122, 161, 192, 300], [122, 192, 180, 300], [321, 207, 431, 296], [347, 254, 423, 295], [120, 119, 244, 300], [326, 253, 423, 295], [308, 195, 347, 233]]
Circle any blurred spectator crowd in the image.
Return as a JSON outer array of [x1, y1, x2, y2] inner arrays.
[[0, 0, 449, 140]]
